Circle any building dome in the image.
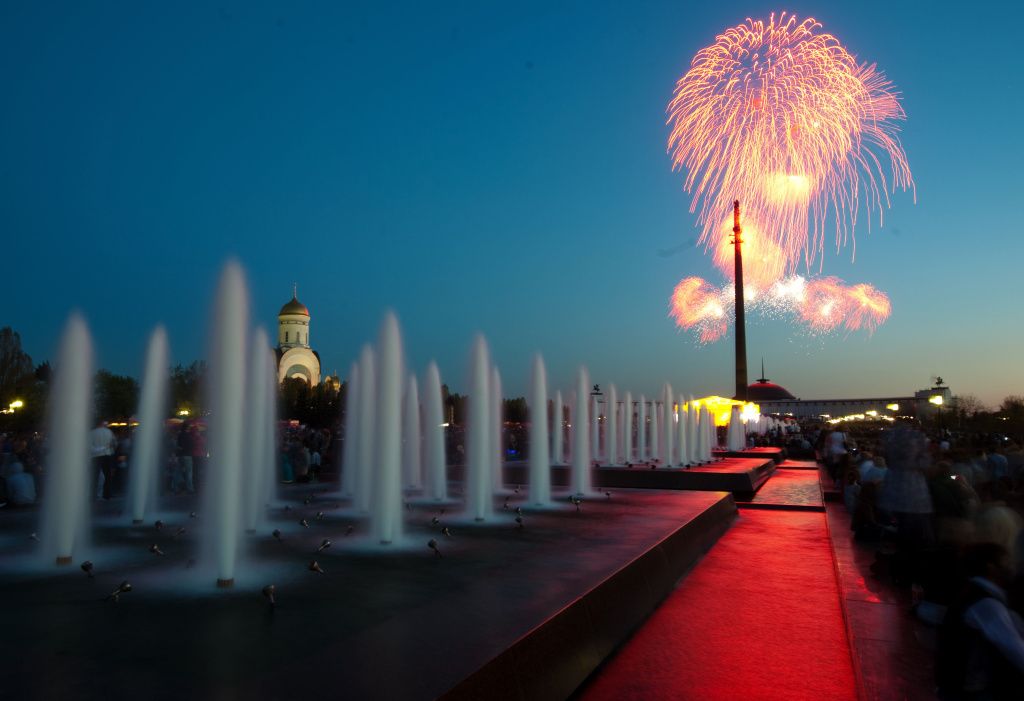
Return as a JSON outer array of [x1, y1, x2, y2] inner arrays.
[[747, 381, 796, 401], [276, 286, 319, 386], [279, 295, 309, 317], [747, 361, 796, 401]]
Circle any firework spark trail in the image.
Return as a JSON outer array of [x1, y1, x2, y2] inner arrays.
[[667, 12, 913, 274], [669, 277, 729, 343], [669, 274, 891, 343], [798, 277, 892, 333]]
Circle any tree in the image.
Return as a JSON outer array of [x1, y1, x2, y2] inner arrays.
[[953, 394, 986, 417], [280, 377, 311, 423], [997, 396, 1024, 442], [280, 379, 341, 428], [95, 370, 139, 420], [503, 397, 528, 424], [444, 390, 466, 426], [0, 327, 33, 406], [952, 394, 987, 429], [170, 361, 207, 416], [999, 395, 1024, 415], [34, 361, 51, 383]]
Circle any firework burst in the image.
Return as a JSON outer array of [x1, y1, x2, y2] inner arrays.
[[667, 12, 911, 340], [668, 12, 913, 271], [669, 274, 891, 343]]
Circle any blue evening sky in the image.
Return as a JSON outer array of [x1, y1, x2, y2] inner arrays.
[[2, 1, 1022, 407]]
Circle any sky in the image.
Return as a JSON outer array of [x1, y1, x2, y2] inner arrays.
[[2, 1, 1022, 408]]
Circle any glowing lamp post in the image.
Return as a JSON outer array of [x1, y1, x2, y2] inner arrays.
[[929, 395, 944, 432]]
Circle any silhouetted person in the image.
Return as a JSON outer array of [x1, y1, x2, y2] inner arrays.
[[90, 419, 116, 500]]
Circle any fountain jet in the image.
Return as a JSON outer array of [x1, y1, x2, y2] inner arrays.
[[606, 385, 618, 466], [571, 367, 592, 496], [552, 390, 564, 465], [355, 345, 376, 514], [204, 261, 250, 588], [528, 355, 550, 507], [423, 362, 447, 502], [466, 336, 493, 521], [41, 314, 93, 566], [638, 394, 647, 461], [402, 374, 422, 491], [622, 392, 633, 464], [491, 366, 503, 491], [129, 326, 169, 525], [340, 361, 360, 498], [661, 384, 674, 466], [372, 312, 404, 545]]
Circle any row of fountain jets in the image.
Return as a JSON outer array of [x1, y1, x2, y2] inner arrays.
[[39, 262, 767, 586]]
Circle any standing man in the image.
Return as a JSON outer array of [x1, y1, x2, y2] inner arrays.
[[90, 419, 117, 500]]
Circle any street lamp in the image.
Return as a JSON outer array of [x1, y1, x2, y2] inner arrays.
[[930, 395, 944, 432]]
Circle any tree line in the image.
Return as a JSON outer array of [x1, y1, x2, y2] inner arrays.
[[0, 326, 536, 432]]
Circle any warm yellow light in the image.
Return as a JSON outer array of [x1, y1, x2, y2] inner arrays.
[[685, 396, 760, 426], [886, 403, 899, 412], [10, 400, 24, 409], [740, 403, 760, 423], [929, 395, 944, 406], [866, 410, 878, 417], [178, 409, 190, 417]]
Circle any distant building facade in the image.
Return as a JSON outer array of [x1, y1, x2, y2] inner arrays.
[[276, 288, 321, 386], [747, 369, 952, 420]]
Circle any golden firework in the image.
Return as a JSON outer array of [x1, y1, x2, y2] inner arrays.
[[667, 12, 913, 273]]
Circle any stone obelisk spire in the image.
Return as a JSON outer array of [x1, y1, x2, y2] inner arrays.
[[733, 200, 748, 401]]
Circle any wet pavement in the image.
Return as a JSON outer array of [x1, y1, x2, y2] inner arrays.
[[0, 485, 730, 700]]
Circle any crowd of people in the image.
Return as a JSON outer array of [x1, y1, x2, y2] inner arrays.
[[0, 420, 338, 505], [823, 421, 1024, 698]]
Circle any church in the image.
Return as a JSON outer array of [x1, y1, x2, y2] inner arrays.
[[276, 287, 321, 386]]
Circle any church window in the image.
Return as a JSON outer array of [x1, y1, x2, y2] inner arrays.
[[285, 331, 289, 343]]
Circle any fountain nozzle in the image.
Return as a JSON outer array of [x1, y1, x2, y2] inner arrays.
[[308, 560, 324, 574], [80, 561, 94, 578], [317, 539, 331, 553], [108, 580, 132, 602], [428, 539, 442, 558]]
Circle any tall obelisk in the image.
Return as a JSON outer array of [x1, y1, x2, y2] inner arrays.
[[732, 200, 748, 401]]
